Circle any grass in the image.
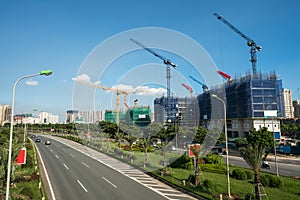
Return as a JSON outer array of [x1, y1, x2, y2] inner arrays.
[[8, 139, 47, 200]]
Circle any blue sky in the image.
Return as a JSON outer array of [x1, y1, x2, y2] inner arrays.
[[0, 0, 299, 120]]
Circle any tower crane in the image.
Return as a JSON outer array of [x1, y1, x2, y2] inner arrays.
[[214, 13, 262, 75], [217, 70, 232, 82], [189, 75, 208, 91], [77, 81, 144, 126], [181, 83, 193, 97], [130, 38, 177, 121]]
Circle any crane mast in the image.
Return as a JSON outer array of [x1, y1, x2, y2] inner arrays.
[[214, 13, 262, 74]]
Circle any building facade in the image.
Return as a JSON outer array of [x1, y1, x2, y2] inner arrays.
[[293, 100, 300, 118], [282, 89, 294, 118], [0, 105, 11, 126]]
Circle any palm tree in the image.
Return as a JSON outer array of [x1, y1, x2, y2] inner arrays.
[[240, 127, 274, 200], [190, 144, 201, 186]]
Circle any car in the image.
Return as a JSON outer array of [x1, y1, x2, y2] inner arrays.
[[35, 138, 41, 142], [45, 140, 51, 145]]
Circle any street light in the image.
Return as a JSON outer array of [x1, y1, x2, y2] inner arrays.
[[211, 94, 231, 198], [6, 70, 52, 200]]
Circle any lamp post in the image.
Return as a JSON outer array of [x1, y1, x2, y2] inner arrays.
[[6, 70, 52, 200], [211, 94, 231, 198]]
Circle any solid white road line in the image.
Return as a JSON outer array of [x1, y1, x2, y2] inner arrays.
[[77, 180, 88, 192], [34, 142, 56, 200], [102, 177, 117, 188]]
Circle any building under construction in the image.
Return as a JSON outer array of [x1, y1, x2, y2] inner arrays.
[[198, 72, 283, 138], [154, 96, 199, 127]]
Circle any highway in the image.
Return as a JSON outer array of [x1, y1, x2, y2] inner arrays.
[[33, 135, 198, 200]]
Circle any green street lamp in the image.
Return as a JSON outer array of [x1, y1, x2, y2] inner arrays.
[[211, 94, 231, 198], [6, 70, 52, 200]]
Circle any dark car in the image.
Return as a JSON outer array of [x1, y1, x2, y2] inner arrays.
[[45, 140, 51, 145], [35, 138, 41, 142]]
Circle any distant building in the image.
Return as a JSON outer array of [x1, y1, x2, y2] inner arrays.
[[39, 112, 59, 124], [79, 110, 105, 123], [0, 105, 11, 126], [66, 110, 79, 123], [293, 100, 300, 118], [282, 89, 294, 118]]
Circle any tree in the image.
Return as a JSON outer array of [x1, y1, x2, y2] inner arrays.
[[240, 127, 274, 200], [190, 144, 201, 186]]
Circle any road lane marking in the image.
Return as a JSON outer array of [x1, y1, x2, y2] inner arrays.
[[77, 180, 88, 192], [55, 154, 59, 159], [81, 162, 90, 168], [63, 163, 69, 170], [33, 141, 56, 200], [49, 148, 53, 152], [70, 154, 75, 158], [102, 177, 117, 188]]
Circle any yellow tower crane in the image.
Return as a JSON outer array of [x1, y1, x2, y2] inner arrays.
[[77, 81, 146, 126]]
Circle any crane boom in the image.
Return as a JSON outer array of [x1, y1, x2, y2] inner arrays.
[[181, 83, 193, 97], [189, 75, 208, 91], [214, 13, 262, 75], [217, 70, 231, 80], [130, 38, 177, 68], [131, 38, 177, 122]]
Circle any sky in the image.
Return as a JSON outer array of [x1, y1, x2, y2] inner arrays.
[[0, 0, 299, 121]]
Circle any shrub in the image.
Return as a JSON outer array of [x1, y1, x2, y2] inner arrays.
[[267, 175, 284, 188], [201, 164, 226, 174], [170, 155, 193, 170], [244, 170, 253, 179], [202, 153, 222, 165], [260, 175, 270, 187], [232, 169, 247, 180], [20, 187, 34, 199]]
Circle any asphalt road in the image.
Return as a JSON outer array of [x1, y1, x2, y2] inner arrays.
[[34, 136, 169, 200], [225, 155, 300, 177]]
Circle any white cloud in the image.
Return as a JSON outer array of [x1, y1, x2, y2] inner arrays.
[[113, 84, 166, 96], [25, 80, 39, 86], [72, 74, 91, 82]]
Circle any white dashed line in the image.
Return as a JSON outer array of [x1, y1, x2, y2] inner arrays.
[[102, 177, 117, 188], [55, 154, 59, 159], [77, 180, 88, 192], [81, 162, 90, 168], [63, 163, 69, 170]]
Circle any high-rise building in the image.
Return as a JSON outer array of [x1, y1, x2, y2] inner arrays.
[[0, 105, 11, 126], [198, 72, 283, 138], [282, 89, 294, 118], [39, 112, 59, 124], [66, 110, 79, 123], [293, 100, 300, 118]]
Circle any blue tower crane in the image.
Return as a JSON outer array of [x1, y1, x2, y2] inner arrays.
[[214, 13, 262, 75], [189, 75, 208, 91], [130, 38, 177, 122]]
